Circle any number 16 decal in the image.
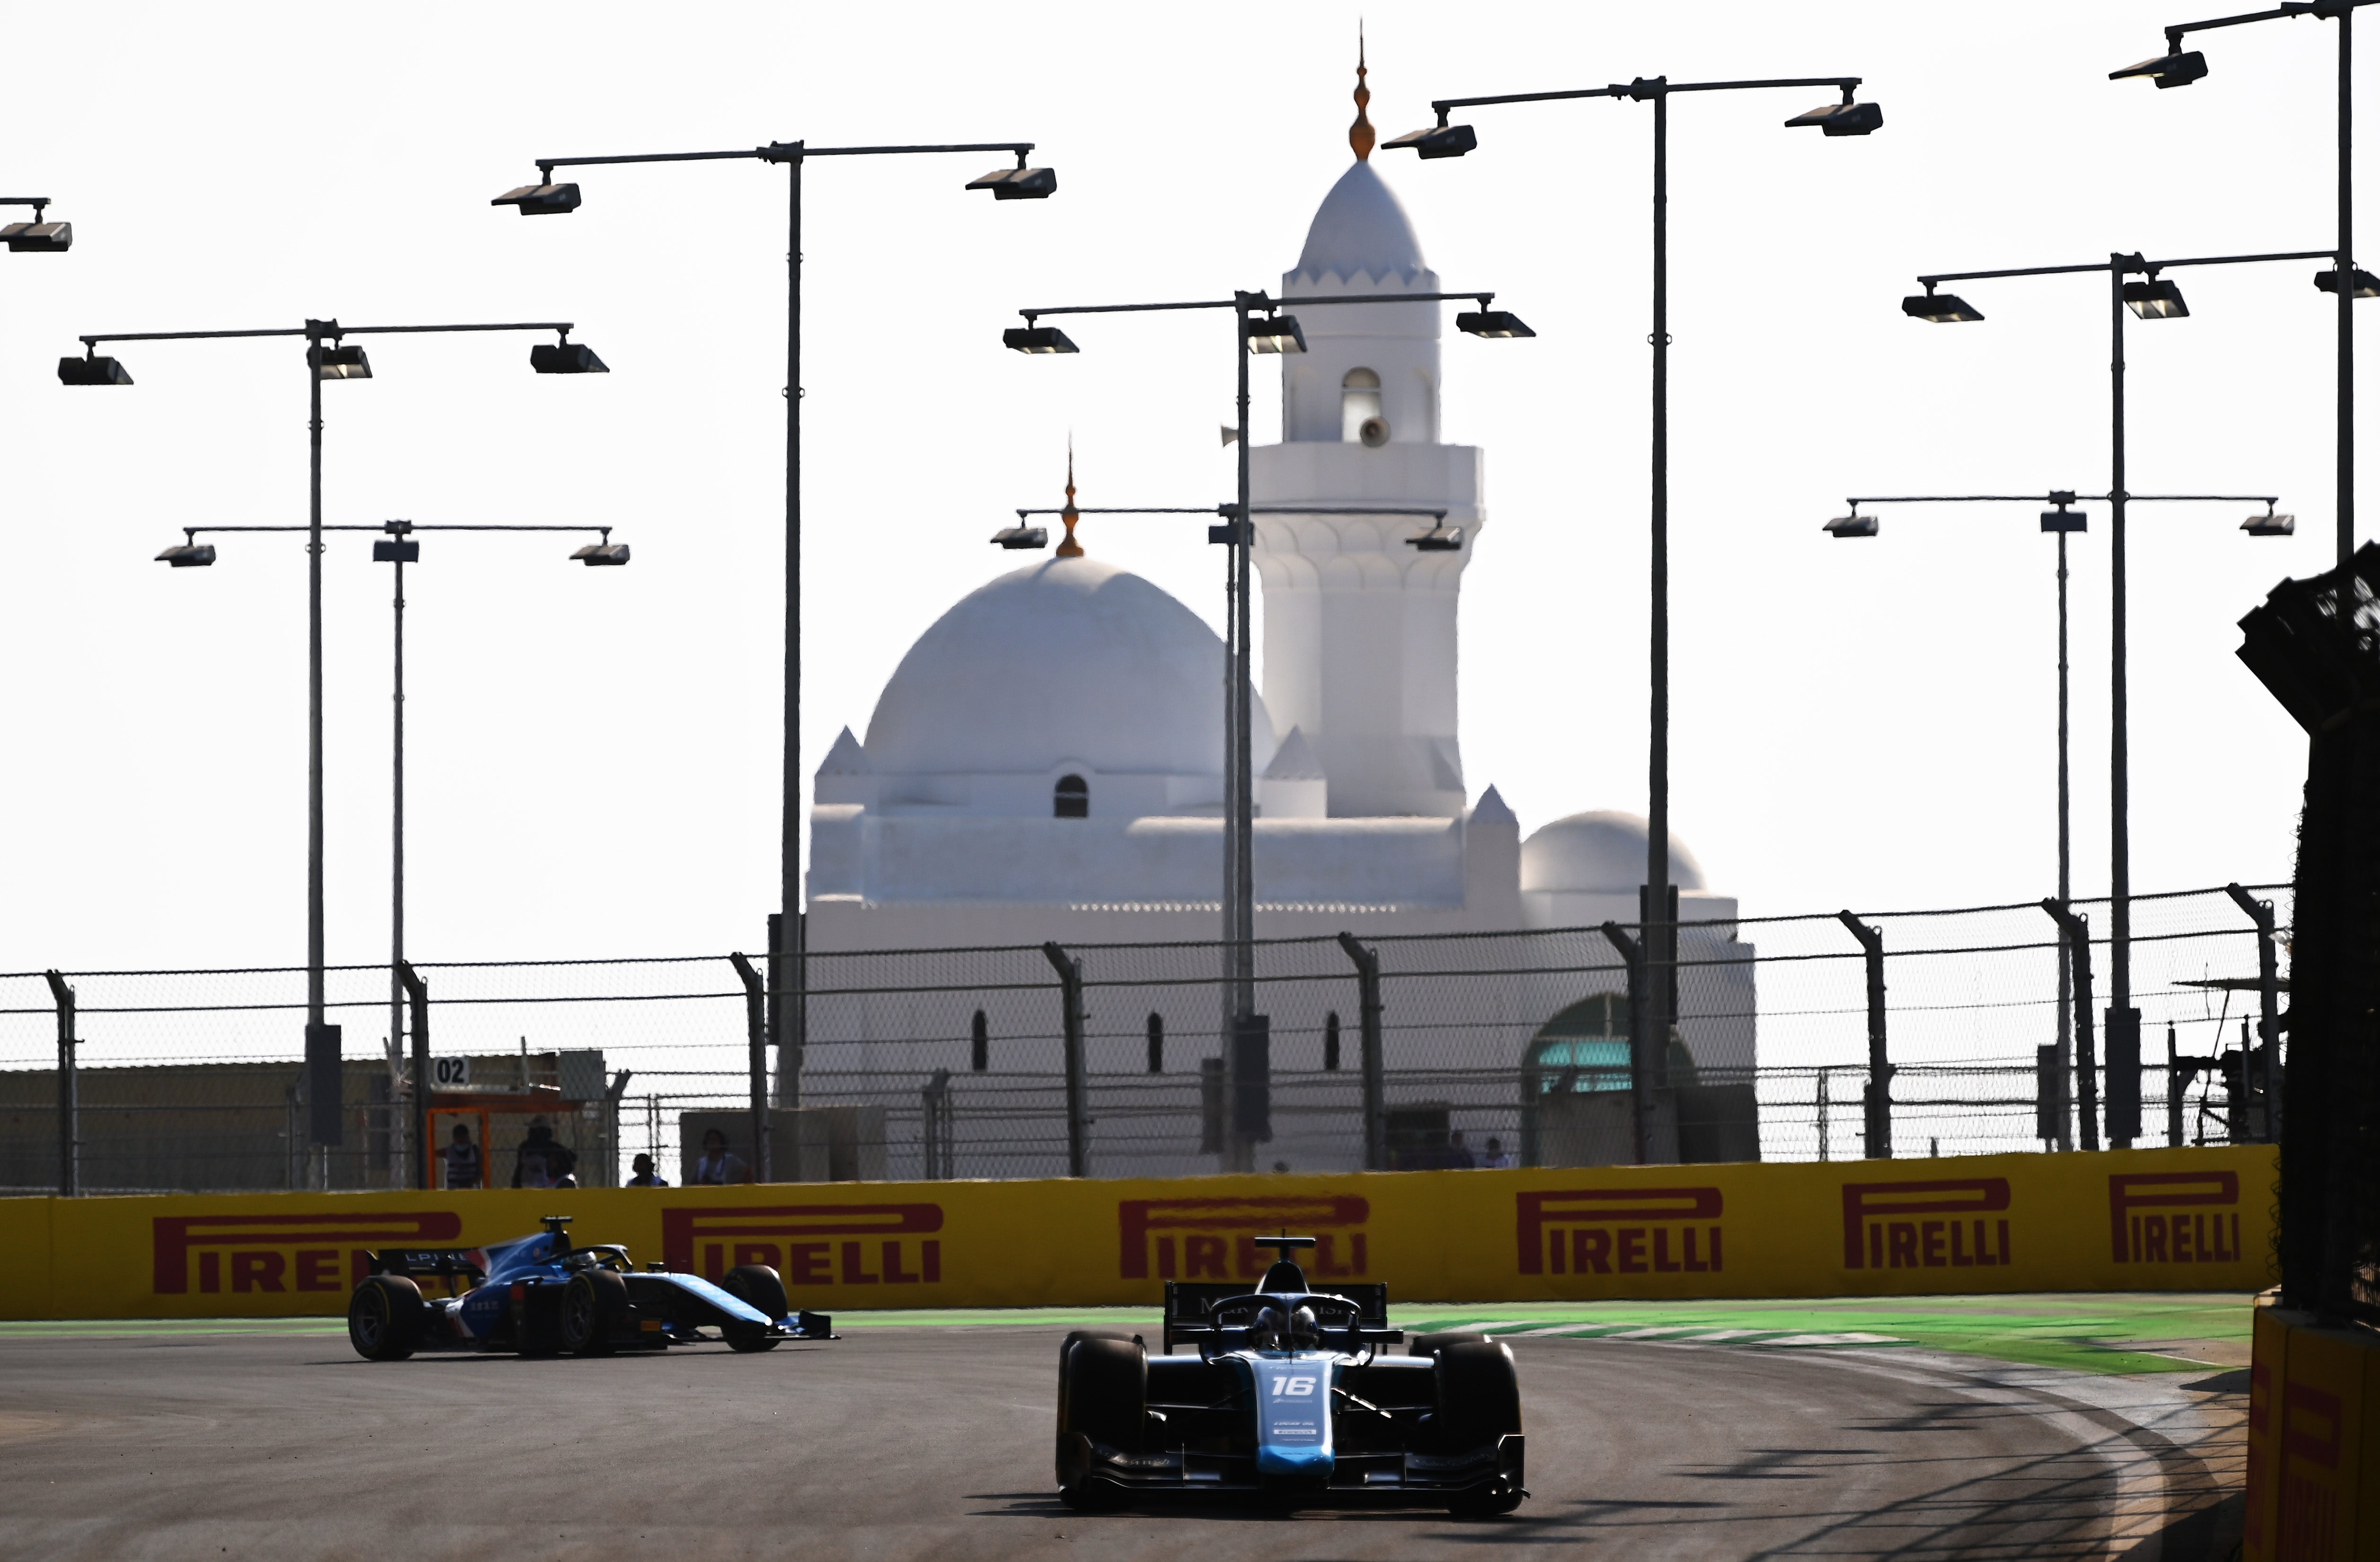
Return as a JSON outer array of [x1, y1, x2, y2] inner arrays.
[[1270, 1376, 1318, 1397]]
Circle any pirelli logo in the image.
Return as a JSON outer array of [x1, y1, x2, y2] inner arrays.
[[2108, 1171, 2244, 1264], [1516, 1188, 1725, 1276], [659, 1203, 944, 1288], [152, 1211, 463, 1295], [1841, 1178, 2012, 1271], [1117, 1195, 1370, 1281]]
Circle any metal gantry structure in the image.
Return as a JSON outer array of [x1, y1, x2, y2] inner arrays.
[[1383, 71, 1882, 1163], [491, 137, 1057, 1142], [1002, 289, 1530, 1171], [63, 317, 605, 1182], [1821, 489, 2291, 1149]]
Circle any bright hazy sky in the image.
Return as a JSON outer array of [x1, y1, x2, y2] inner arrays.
[[0, 0, 2345, 973]]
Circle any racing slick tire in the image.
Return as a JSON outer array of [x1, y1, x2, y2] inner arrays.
[[559, 1269, 628, 1356], [1435, 1341, 1525, 1516], [348, 1274, 425, 1361], [720, 1264, 790, 1353], [1407, 1330, 1489, 1361], [1057, 1334, 1146, 1509]]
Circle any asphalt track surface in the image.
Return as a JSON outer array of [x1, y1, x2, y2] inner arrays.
[[0, 1324, 2244, 1561]]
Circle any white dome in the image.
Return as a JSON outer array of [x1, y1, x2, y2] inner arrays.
[[1293, 161, 1427, 284], [1521, 811, 1707, 895], [864, 556, 1273, 777]]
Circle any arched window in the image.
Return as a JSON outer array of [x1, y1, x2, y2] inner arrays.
[[1053, 774, 1089, 818], [1323, 1012, 1341, 1072], [1341, 367, 1384, 445], [970, 1009, 988, 1072], [1146, 1012, 1164, 1074]]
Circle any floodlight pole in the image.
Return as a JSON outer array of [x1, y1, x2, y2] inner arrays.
[[1408, 73, 1871, 1160], [517, 138, 1049, 1127], [2130, 0, 2376, 564], [72, 317, 585, 1162], [1010, 288, 1510, 1172], [1905, 247, 2325, 1135], [1829, 489, 2283, 1148]]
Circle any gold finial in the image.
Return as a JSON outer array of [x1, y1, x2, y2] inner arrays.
[[1056, 438, 1084, 556], [1350, 26, 1374, 162]]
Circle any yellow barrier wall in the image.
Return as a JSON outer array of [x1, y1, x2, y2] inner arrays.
[[2244, 1303, 2380, 1561], [3, 1144, 2274, 1322]]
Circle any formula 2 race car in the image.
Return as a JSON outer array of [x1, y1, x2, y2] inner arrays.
[[345, 1215, 835, 1361], [1055, 1236, 1525, 1514]]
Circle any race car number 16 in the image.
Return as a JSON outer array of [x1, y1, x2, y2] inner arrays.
[[1269, 1376, 1318, 1397]]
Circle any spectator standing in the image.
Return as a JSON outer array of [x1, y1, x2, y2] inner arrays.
[[691, 1128, 752, 1185], [441, 1123, 483, 1190], [626, 1153, 669, 1188]]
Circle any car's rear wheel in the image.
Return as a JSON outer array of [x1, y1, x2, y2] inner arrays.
[[720, 1264, 789, 1352], [559, 1270, 626, 1356], [348, 1275, 424, 1361]]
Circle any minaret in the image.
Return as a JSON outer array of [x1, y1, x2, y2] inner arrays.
[[1054, 441, 1084, 557], [1249, 43, 1486, 819]]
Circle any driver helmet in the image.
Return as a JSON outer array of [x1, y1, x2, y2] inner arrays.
[[1250, 1304, 1287, 1349], [1288, 1305, 1320, 1348]]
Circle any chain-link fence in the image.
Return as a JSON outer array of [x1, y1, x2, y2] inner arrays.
[[0, 883, 2288, 1194]]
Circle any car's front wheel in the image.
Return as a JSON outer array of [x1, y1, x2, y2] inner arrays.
[[720, 1264, 789, 1352], [348, 1275, 424, 1361]]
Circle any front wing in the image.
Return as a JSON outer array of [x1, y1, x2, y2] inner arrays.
[[1064, 1430, 1525, 1500]]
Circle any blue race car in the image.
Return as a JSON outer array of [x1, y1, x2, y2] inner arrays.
[[1055, 1236, 1526, 1514], [345, 1215, 835, 1360]]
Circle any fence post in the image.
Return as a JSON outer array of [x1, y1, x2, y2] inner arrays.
[[1836, 912, 1890, 1159], [398, 961, 429, 1189], [1599, 921, 1650, 1164], [1816, 1068, 1830, 1161], [1041, 942, 1089, 1178], [1335, 933, 1385, 1172], [2041, 900, 2100, 1152], [728, 952, 771, 1183], [2224, 882, 2283, 1142], [923, 1068, 952, 1179], [43, 970, 76, 1197]]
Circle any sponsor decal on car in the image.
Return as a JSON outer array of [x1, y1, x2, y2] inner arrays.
[[2107, 1170, 2244, 1264], [1118, 1194, 1371, 1281], [659, 1202, 944, 1287], [1516, 1187, 1724, 1277], [1840, 1177, 2013, 1271], [152, 1210, 464, 1295]]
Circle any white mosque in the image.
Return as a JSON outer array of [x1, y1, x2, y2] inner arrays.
[[799, 73, 1758, 1175]]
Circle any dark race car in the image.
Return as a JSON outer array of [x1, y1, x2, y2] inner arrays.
[[1055, 1236, 1525, 1514], [345, 1215, 835, 1360]]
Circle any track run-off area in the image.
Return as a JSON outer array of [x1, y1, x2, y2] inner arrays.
[[0, 1292, 2251, 1561]]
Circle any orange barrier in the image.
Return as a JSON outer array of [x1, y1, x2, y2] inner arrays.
[[5, 1143, 2274, 1321]]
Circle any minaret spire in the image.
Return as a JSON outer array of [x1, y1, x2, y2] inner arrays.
[[1055, 437, 1084, 557], [1349, 27, 1374, 162]]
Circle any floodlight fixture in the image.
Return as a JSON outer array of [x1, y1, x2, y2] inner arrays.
[[1, 221, 70, 253], [1245, 314, 1306, 354], [991, 523, 1049, 549], [1004, 325, 1078, 354], [530, 340, 609, 374], [57, 353, 131, 386], [965, 166, 1058, 200], [155, 542, 216, 567], [2122, 276, 2190, 319], [2110, 50, 2208, 89], [2242, 508, 2296, 538], [1456, 309, 1535, 338], [1783, 100, 1884, 136], [2041, 506, 2087, 533], [1405, 526, 1465, 552], [1823, 513, 1878, 538], [492, 182, 582, 215], [1903, 289, 1984, 324], [572, 542, 631, 566], [317, 343, 374, 379], [372, 539, 421, 563], [2315, 266, 2380, 298], [1384, 122, 1478, 159]]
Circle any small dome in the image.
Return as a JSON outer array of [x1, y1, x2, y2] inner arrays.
[[1292, 161, 1427, 284], [1521, 811, 1707, 895], [864, 556, 1273, 777]]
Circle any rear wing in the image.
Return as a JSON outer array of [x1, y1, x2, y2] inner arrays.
[[369, 1248, 486, 1294], [1161, 1280, 1401, 1352]]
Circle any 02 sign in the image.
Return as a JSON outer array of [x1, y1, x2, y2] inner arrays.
[[430, 1056, 471, 1090]]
